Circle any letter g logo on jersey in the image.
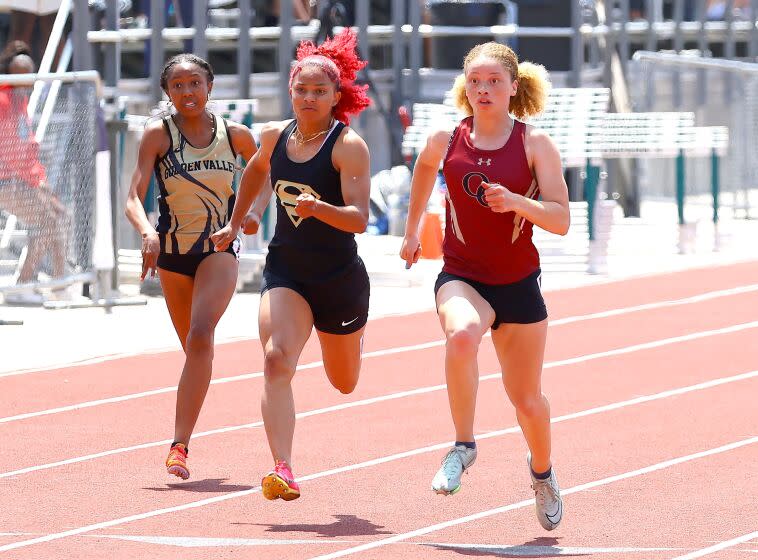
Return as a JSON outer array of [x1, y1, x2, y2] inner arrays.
[[462, 172, 490, 208], [274, 180, 322, 227]]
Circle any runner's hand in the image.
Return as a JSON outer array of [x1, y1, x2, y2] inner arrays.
[[400, 234, 422, 269], [211, 224, 239, 252], [241, 212, 261, 235], [141, 232, 160, 280], [483, 182, 518, 213], [295, 193, 319, 219]]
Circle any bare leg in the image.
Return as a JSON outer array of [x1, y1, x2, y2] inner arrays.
[[0, 185, 53, 283], [435, 281, 494, 442], [158, 268, 193, 352], [172, 252, 238, 445], [9, 11, 36, 47], [317, 326, 365, 395], [491, 320, 551, 473], [259, 287, 313, 466]]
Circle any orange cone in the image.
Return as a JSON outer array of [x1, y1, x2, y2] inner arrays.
[[420, 211, 444, 260]]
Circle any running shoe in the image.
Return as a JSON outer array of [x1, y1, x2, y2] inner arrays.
[[3, 291, 45, 305], [431, 444, 477, 495], [262, 460, 301, 501], [527, 453, 563, 530], [166, 443, 189, 480]]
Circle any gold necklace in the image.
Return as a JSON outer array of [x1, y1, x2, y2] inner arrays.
[[292, 118, 334, 147]]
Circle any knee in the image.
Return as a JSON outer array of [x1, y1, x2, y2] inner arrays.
[[263, 347, 296, 383], [332, 372, 359, 395], [512, 393, 547, 419], [445, 328, 480, 359], [185, 324, 214, 356]]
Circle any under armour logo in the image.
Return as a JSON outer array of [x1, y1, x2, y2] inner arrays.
[[477, 158, 491, 166]]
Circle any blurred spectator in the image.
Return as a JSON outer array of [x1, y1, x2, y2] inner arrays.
[[0, 41, 67, 303], [256, 0, 314, 25], [0, 9, 9, 49], [89, 0, 133, 28], [629, 0, 644, 20], [706, 0, 751, 20], [626, 0, 697, 21], [137, 0, 195, 77], [7, 1, 61, 67]]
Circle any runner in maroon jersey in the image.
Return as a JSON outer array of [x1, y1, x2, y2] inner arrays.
[[400, 42, 569, 531]]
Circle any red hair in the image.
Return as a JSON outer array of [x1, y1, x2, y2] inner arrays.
[[290, 29, 371, 124]]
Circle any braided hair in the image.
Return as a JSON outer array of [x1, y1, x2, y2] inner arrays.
[[159, 53, 214, 93]]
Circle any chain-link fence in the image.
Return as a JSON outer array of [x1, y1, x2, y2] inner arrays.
[[0, 72, 101, 304], [631, 52, 758, 220]]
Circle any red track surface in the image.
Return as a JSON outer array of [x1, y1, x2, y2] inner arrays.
[[2, 262, 757, 559]]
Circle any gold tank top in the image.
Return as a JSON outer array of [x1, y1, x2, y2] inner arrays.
[[154, 114, 238, 254]]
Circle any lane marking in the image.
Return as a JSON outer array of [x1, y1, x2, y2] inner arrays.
[[83, 536, 683, 554], [2, 281, 757, 380], [670, 531, 758, 559], [419, 543, 685, 555], [3, 314, 758, 426], [87, 535, 358, 547], [549, 283, 758, 326], [1, 377, 755, 553], [2, 361, 757, 482], [306, 437, 758, 560]]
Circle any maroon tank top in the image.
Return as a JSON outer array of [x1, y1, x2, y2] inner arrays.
[[441, 117, 539, 284]]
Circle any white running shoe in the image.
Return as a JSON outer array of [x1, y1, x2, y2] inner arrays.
[[3, 291, 45, 306], [431, 444, 477, 495], [527, 453, 563, 530]]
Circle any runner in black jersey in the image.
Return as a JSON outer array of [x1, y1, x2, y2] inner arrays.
[[212, 29, 371, 501]]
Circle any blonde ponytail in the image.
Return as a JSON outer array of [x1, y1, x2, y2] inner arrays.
[[510, 61, 550, 120], [451, 73, 473, 116]]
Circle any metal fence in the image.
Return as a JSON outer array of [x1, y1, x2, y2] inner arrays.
[[631, 51, 758, 219], [0, 72, 104, 303]]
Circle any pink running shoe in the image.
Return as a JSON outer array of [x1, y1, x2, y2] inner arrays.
[[262, 460, 301, 501], [166, 443, 189, 480]]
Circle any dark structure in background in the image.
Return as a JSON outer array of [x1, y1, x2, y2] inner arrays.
[[514, 0, 572, 70], [427, 0, 505, 69]]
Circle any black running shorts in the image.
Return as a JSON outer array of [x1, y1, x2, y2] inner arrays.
[[261, 257, 370, 335], [434, 268, 547, 329], [157, 239, 240, 278]]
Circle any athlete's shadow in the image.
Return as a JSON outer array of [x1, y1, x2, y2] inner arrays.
[[241, 514, 392, 537], [143, 478, 255, 493], [429, 537, 582, 558]]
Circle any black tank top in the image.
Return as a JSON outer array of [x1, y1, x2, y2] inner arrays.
[[267, 119, 358, 281]]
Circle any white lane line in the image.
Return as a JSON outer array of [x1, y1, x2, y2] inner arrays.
[[87, 535, 358, 547], [2, 281, 756, 381], [84, 536, 683, 554], [1, 373, 755, 553], [548, 283, 758, 327], [0, 341, 440, 424], [306, 437, 758, 560], [2, 349, 756, 483], [541, 321, 758, 370], [670, 531, 758, 559], [419, 543, 685, 555], [3, 313, 757, 426], [0, 533, 35, 537], [0, 382, 450, 480]]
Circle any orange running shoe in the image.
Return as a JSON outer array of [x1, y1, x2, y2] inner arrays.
[[262, 460, 301, 501], [166, 443, 189, 480]]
